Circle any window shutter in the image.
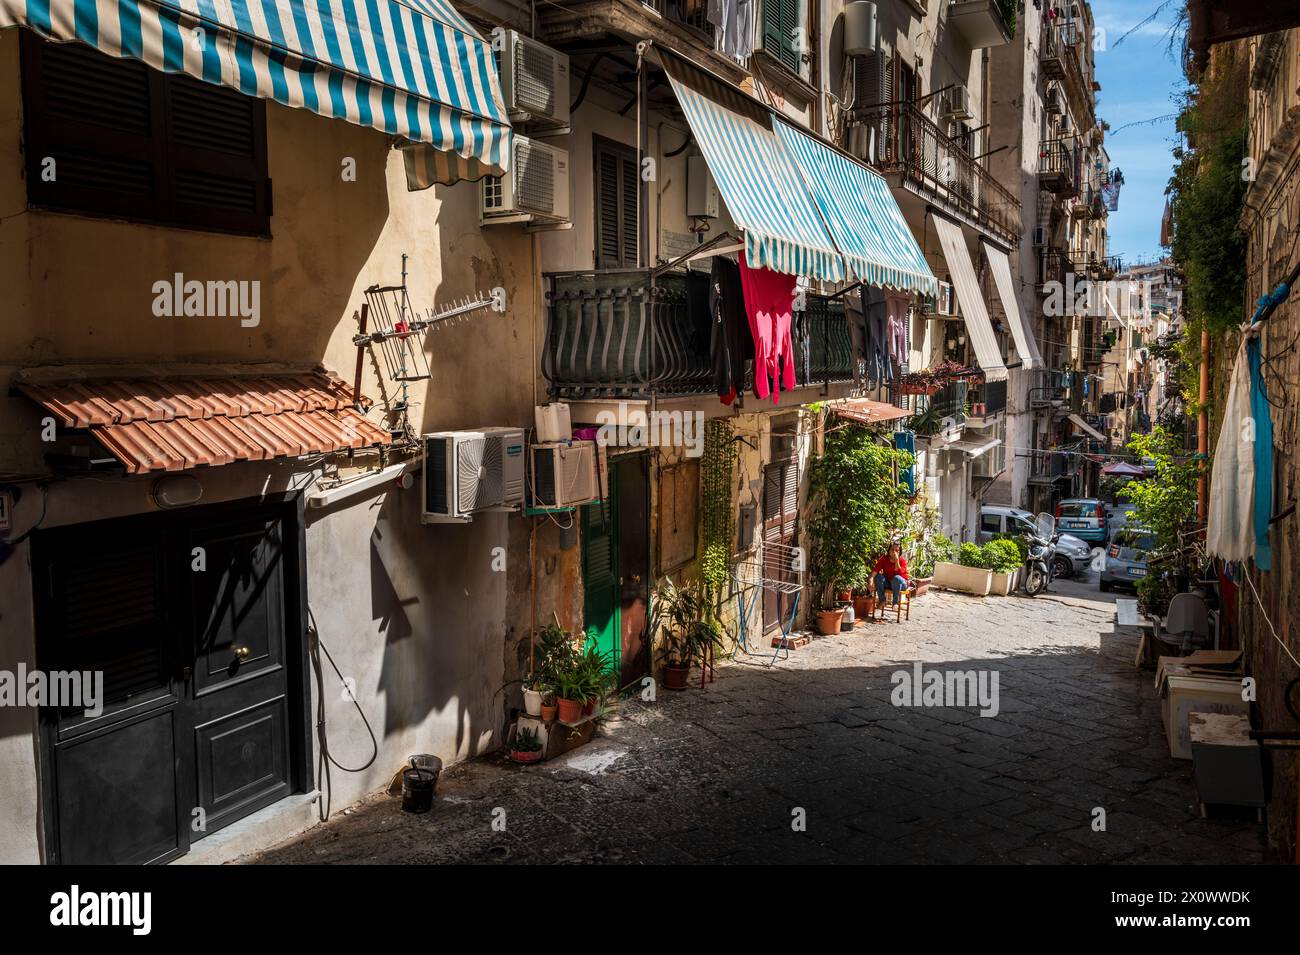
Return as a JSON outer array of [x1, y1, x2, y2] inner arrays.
[[763, 0, 801, 73], [594, 137, 638, 269], [21, 32, 270, 236]]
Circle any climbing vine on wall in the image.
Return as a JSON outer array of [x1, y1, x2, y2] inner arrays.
[[699, 418, 737, 594]]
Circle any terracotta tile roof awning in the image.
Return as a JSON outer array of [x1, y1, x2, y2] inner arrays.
[[20, 372, 391, 474], [832, 398, 912, 427]]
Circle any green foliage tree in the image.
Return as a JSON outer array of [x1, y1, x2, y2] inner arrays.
[[807, 424, 912, 606], [1117, 427, 1198, 556]]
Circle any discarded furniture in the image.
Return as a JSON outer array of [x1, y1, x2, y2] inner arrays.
[[1162, 592, 1212, 653], [1189, 712, 1265, 821]]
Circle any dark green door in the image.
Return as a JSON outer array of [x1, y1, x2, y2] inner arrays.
[[582, 474, 619, 673], [581, 454, 650, 686]]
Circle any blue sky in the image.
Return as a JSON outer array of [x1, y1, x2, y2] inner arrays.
[[1089, 0, 1185, 264]]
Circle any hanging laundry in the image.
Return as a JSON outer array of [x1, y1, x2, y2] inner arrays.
[[710, 256, 751, 405], [863, 286, 893, 384], [1207, 337, 1256, 564], [844, 287, 871, 388], [720, 0, 754, 64], [885, 291, 910, 364], [738, 251, 797, 404], [1247, 336, 1274, 570]]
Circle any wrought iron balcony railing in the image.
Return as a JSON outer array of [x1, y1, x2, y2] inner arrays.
[[852, 100, 1022, 244], [542, 269, 855, 399], [1039, 137, 1078, 195], [968, 377, 1008, 417]]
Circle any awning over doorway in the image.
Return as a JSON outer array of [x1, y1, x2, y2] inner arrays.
[[1067, 413, 1106, 443], [948, 435, 1001, 458], [983, 241, 1043, 368], [930, 216, 1008, 381], [19, 370, 390, 473], [831, 397, 912, 427], [0, 0, 512, 186], [772, 118, 937, 295]]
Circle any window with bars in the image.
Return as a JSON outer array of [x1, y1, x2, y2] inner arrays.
[[20, 33, 272, 236], [593, 136, 638, 269]]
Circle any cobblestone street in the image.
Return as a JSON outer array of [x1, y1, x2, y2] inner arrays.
[[249, 581, 1268, 865]]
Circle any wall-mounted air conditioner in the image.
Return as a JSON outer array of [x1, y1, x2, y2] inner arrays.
[[481, 136, 571, 224], [422, 427, 526, 523], [687, 155, 719, 219], [529, 439, 598, 508], [942, 85, 973, 121], [496, 30, 570, 126]]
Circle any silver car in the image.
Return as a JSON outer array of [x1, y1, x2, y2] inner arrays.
[[978, 504, 1093, 579], [1099, 527, 1156, 591]]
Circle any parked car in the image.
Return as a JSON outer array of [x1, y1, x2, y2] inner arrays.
[[1055, 498, 1108, 544], [1099, 527, 1156, 592], [1105, 502, 1136, 529], [978, 504, 1093, 579]]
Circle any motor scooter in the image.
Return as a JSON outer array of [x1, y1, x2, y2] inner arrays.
[[1022, 512, 1059, 597]]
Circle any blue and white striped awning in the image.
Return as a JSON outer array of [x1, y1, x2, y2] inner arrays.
[[1, 0, 512, 187], [661, 57, 844, 282], [773, 118, 937, 296]]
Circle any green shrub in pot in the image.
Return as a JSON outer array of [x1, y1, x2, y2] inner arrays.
[[982, 539, 1022, 574]]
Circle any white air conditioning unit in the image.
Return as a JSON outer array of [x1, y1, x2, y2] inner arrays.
[[687, 155, 719, 219], [481, 136, 571, 224], [529, 439, 598, 508], [496, 30, 570, 126], [942, 85, 973, 121], [422, 427, 526, 523], [1032, 226, 1047, 247]]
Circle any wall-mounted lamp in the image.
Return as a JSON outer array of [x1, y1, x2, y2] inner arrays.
[[151, 474, 203, 509]]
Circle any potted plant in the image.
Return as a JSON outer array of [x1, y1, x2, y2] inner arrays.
[[576, 643, 614, 716], [522, 677, 545, 717], [510, 727, 543, 764], [655, 577, 725, 689], [553, 670, 586, 723], [540, 689, 557, 722], [983, 539, 1022, 595]]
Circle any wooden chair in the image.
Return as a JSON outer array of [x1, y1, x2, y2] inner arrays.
[[876, 587, 911, 623]]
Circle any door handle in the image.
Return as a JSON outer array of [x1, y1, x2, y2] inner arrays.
[[232, 646, 250, 662]]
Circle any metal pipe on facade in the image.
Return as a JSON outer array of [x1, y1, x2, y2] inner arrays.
[[1197, 327, 1209, 521]]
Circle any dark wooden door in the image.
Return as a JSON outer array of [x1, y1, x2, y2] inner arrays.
[[762, 442, 800, 631], [34, 497, 304, 864]]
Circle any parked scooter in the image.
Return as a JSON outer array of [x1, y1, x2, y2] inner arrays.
[[1022, 512, 1059, 597]]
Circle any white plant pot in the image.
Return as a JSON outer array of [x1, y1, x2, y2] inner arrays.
[[989, 570, 1016, 596], [523, 688, 543, 717], [933, 561, 993, 596]]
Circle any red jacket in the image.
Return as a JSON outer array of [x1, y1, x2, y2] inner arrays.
[[872, 553, 908, 582]]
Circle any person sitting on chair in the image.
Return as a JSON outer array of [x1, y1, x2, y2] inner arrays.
[[872, 543, 910, 607]]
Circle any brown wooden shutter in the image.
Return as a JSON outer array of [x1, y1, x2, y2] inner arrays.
[[658, 461, 699, 572], [20, 32, 270, 236], [593, 136, 637, 268]]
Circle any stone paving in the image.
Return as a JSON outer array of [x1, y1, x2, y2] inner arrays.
[[248, 577, 1268, 865]]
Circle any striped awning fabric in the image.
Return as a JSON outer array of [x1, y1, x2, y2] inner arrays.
[[661, 56, 844, 282], [19, 370, 391, 473], [983, 242, 1043, 369], [0, 0, 511, 187], [773, 118, 937, 296], [931, 216, 1008, 382]]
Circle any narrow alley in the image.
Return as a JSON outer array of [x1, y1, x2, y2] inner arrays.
[[249, 580, 1266, 865]]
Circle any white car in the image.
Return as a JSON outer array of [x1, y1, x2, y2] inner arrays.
[[978, 504, 1094, 579]]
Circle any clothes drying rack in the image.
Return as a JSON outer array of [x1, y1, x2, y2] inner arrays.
[[731, 541, 804, 665]]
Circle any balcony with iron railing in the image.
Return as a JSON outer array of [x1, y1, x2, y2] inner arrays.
[[1038, 137, 1078, 195], [966, 376, 1008, 425], [851, 101, 1022, 245], [542, 269, 855, 399], [911, 380, 968, 437], [1039, 247, 1073, 288]]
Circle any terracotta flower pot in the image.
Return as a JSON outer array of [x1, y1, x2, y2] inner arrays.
[[511, 749, 542, 764], [816, 608, 844, 635], [835, 589, 853, 603], [912, 578, 932, 597], [853, 595, 876, 619], [556, 697, 583, 723], [540, 703, 557, 721], [663, 664, 690, 690], [583, 697, 598, 717]]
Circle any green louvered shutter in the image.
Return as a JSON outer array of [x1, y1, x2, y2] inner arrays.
[[762, 0, 802, 73]]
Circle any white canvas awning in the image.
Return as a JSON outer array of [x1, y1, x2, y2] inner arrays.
[[931, 216, 1007, 381], [983, 242, 1043, 368], [948, 436, 1001, 458], [1068, 413, 1106, 443]]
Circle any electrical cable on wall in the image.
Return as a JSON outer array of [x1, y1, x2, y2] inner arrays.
[[307, 607, 379, 823]]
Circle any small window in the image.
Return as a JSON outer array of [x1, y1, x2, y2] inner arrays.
[[20, 34, 271, 236], [761, 0, 804, 74], [980, 513, 1002, 534]]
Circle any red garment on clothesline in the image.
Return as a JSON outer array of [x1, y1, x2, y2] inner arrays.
[[738, 251, 797, 404]]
